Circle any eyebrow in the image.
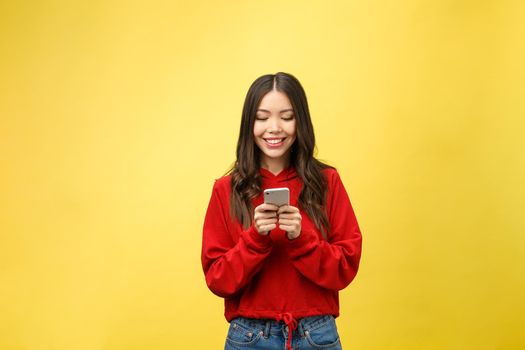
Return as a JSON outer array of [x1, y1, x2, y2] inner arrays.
[[256, 108, 294, 113]]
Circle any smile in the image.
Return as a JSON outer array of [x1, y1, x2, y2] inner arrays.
[[263, 138, 286, 147]]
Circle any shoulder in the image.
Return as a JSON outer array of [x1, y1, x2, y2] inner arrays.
[[321, 166, 338, 177], [320, 166, 350, 195], [214, 174, 231, 187], [205, 175, 232, 209], [321, 166, 341, 184], [210, 174, 232, 197]]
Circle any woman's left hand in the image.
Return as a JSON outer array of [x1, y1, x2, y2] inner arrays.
[[277, 205, 302, 240]]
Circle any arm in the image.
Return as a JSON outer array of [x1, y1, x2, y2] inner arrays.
[[286, 170, 362, 290], [201, 180, 273, 298]]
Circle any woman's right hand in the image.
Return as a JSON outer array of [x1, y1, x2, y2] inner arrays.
[[253, 203, 279, 235]]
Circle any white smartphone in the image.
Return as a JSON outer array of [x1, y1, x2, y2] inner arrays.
[[263, 187, 290, 206]]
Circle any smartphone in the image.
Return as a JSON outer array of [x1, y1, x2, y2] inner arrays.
[[263, 187, 290, 207]]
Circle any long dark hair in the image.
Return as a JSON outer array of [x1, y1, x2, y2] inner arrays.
[[225, 72, 333, 239]]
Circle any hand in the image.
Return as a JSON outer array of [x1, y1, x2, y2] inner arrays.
[[253, 203, 279, 235], [277, 205, 302, 240]]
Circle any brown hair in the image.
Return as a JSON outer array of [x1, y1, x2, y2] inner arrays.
[[225, 72, 334, 239]]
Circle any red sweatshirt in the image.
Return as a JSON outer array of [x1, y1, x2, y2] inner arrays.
[[201, 165, 362, 324]]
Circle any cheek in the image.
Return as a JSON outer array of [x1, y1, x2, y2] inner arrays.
[[286, 122, 297, 136], [253, 123, 264, 137]]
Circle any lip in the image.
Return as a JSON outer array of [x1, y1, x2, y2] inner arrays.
[[263, 137, 286, 148]]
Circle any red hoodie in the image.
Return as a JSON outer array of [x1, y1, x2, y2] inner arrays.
[[201, 165, 362, 325]]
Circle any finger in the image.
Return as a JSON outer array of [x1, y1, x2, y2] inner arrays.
[[257, 218, 278, 226], [259, 223, 276, 232], [278, 205, 299, 214], [259, 203, 279, 212], [278, 218, 295, 225], [277, 205, 289, 214], [278, 224, 294, 232], [277, 213, 302, 221], [254, 212, 278, 221]]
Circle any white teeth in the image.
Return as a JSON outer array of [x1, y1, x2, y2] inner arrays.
[[266, 139, 284, 144]]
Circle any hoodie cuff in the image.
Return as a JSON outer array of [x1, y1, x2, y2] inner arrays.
[[286, 228, 320, 259], [242, 224, 273, 253]]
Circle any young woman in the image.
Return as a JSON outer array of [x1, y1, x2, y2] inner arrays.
[[201, 72, 362, 350]]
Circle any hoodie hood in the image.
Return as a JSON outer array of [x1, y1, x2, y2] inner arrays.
[[259, 165, 298, 183]]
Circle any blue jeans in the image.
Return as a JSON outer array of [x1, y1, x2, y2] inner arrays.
[[224, 314, 342, 350]]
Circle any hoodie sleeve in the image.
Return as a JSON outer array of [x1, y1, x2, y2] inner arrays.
[[201, 180, 273, 298], [286, 170, 362, 291]]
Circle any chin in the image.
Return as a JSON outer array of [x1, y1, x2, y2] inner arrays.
[[266, 148, 292, 159]]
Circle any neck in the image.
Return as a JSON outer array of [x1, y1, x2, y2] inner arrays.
[[260, 157, 290, 176]]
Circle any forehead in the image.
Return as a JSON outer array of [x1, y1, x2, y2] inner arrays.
[[257, 90, 293, 111]]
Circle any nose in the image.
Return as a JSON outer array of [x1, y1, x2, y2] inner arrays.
[[268, 117, 282, 133]]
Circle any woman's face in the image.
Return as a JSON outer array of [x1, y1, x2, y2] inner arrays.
[[253, 90, 297, 167]]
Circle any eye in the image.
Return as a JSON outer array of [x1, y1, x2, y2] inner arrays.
[[282, 116, 294, 121], [255, 116, 268, 121]]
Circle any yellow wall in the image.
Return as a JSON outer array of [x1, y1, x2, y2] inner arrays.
[[1, 1, 524, 349]]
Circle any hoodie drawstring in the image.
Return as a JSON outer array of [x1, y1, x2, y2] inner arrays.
[[276, 312, 298, 350]]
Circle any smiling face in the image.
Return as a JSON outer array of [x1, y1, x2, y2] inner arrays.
[[253, 90, 297, 170]]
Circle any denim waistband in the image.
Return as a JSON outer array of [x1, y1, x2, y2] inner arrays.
[[230, 314, 335, 337]]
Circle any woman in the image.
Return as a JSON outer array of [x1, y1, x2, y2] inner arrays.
[[201, 72, 362, 350]]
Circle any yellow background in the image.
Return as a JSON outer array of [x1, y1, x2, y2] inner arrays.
[[1, 1, 524, 349]]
